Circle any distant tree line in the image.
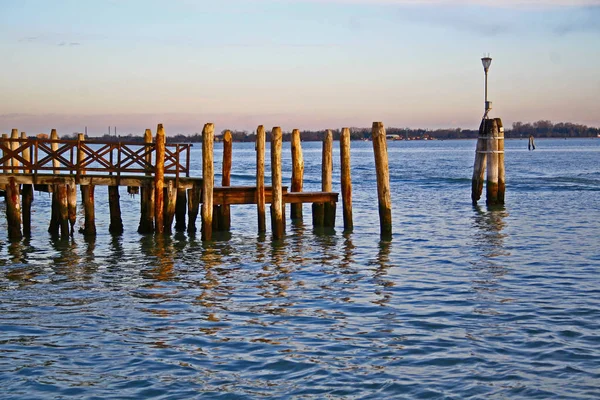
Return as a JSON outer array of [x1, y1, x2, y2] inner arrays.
[[74, 120, 598, 142]]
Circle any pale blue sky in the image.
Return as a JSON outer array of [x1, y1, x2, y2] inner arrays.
[[1, 0, 599, 135]]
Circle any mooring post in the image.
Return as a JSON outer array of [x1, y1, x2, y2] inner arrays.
[[164, 179, 177, 233], [270, 127, 284, 239], [138, 128, 155, 233], [471, 119, 488, 204], [340, 127, 353, 232], [372, 122, 392, 238], [21, 131, 33, 237], [78, 133, 96, 236], [218, 130, 232, 231], [486, 118, 500, 206], [290, 128, 304, 221], [256, 125, 266, 233], [323, 129, 336, 227], [201, 122, 214, 241], [497, 118, 505, 204], [154, 124, 166, 233]]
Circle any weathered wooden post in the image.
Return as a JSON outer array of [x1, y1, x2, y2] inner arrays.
[[485, 118, 505, 206], [221, 130, 232, 230], [5, 129, 22, 239], [372, 122, 392, 238], [164, 179, 177, 233], [10, 129, 19, 173], [108, 185, 123, 234], [48, 129, 67, 237], [256, 125, 266, 233], [175, 187, 187, 232], [323, 130, 335, 227], [21, 132, 33, 237], [187, 183, 201, 235], [497, 118, 505, 204], [340, 127, 353, 232], [78, 133, 96, 236], [312, 130, 335, 227], [201, 123, 214, 241], [290, 128, 304, 221], [154, 124, 166, 233], [471, 119, 488, 204], [270, 127, 284, 239], [528, 134, 535, 151], [138, 128, 154, 233]]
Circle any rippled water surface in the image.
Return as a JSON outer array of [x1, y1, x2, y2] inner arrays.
[[1, 138, 599, 399]]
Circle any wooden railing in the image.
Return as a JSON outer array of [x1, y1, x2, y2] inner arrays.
[[0, 137, 191, 178]]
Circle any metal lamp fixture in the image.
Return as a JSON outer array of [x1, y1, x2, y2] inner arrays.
[[481, 55, 492, 116]]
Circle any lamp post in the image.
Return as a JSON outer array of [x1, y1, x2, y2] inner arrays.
[[481, 55, 492, 117]]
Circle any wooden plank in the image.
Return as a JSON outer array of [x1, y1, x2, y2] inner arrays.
[[284, 192, 338, 204]]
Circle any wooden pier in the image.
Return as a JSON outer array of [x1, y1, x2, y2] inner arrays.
[[0, 123, 393, 240]]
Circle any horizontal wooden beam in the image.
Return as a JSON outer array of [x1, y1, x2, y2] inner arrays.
[[284, 191, 338, 204]]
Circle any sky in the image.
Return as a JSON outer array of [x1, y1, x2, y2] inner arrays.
[[1, 0, 599, 135]]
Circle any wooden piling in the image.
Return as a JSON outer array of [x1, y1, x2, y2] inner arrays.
[[175, 187, 187, 232], [528, 134, 535, 151], [108, 186, 123, 234], [217, 130, 232, 231], [21, 131, 33, 237], [5, 130, 22, 239], [471, 119, 487, 204], [340, 127, 353, 232], [138, 128, 154, 233], [270, 127, 284, 239], [48, 129, 61, 236], [486, 118, 500, 205], [497, 118, 505, 204], [154, 124, 166, 233], [58, 183, 69, 238], [323, 130, 335, 227], [5, 176, 22, 240], [164, 179, 177, 233], [256, 125, 266, 233], [201, 123, 214, 241], [290, 128, 304, 221], [187, 184, 201, 234], [67, 182, 77, 235], [78, 133, 96, 236], [372, 122, 392, 238]]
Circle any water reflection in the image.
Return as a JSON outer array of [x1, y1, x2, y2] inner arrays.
[[371, 239, 394, 306], [470, 205, 511, 316]]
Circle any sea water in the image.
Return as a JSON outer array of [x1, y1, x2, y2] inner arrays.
[[0, 138, 599, 399]]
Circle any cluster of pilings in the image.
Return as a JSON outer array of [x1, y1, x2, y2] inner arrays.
[[200, 121, 392, 241], [471, 117, 505, 206], [2, 121, 394, 241]]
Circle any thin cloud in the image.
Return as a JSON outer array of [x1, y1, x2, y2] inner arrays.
[[261, 0, 600, 7]]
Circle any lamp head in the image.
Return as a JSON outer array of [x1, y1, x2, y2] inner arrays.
[[481, 56, 492, 73]]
